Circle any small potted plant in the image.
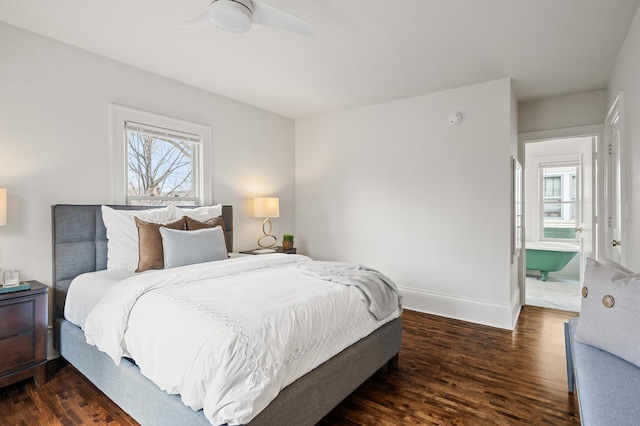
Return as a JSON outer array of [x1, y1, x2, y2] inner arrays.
[[282, 234, 294, 250]]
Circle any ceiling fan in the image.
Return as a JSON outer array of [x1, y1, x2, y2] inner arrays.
[[180, 0, 317, 37]]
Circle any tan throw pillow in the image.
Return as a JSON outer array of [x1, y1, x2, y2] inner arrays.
[[185, 215, 225, 230], [135, 216, 186, 272], [185, 216, 228, 253]]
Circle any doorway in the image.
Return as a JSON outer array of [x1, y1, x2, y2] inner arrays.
[[523, 136, 596, 312]]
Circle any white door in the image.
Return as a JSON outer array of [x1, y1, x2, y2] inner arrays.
[[604, 96, 623, 265], [578, 139, 594, 283]]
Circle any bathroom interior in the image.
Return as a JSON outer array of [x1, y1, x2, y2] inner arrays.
[[524, 136, 595, 312]]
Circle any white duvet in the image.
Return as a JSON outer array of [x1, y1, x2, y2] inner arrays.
[[83, 254, 399, 425]]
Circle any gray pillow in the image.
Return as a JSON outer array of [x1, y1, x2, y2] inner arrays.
[[159, 227, 228, 269], [575, 258, 640, 367]]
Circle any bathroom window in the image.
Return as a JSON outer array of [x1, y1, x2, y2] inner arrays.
[[540, 162, 578, 241]]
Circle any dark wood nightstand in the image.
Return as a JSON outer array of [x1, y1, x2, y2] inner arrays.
[[240, 246, 297, 255], [0, 281, 48, 388]]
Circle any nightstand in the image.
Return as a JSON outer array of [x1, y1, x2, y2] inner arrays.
[[0, 281, 48, 388], [240, 246, 297, 255]]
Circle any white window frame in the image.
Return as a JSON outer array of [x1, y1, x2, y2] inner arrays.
[[110, 104, 212, 205], [539, 161, 580, 242]]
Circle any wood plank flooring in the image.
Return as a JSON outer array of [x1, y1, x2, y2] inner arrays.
[[0, 306, 579, 425]]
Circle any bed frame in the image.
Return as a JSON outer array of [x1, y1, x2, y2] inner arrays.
[[52, 204, 402, 426]]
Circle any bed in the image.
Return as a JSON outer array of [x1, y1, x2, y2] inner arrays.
[[52, 204, 402, 426]]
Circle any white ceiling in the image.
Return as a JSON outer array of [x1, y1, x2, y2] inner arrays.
[[1, 0, 638, 119]]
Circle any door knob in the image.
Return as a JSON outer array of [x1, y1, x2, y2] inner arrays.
[[611, 240, 621, 247]]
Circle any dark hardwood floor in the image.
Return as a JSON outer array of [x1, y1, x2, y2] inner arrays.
[[0, 306, 579, 425]]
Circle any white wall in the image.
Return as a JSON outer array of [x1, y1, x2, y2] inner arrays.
[[608, 5, 640, 272], [519, 91, 607, 133], [295, 78, 519, 329], [0, 22, 295, 323]]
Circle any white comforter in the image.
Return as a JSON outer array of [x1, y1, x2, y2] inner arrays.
[[83, 254, 399, 425]]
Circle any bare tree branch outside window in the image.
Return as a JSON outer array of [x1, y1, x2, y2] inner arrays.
[[127, 131, 194, 206]]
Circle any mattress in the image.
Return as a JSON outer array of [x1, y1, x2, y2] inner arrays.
[[64, 269, 137, 329]]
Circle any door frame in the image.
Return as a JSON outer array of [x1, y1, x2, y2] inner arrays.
[[602, 93, 626, 267], [518, 124, 603, 306]]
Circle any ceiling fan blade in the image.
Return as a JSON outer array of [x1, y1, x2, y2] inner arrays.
[[176, 12, 213, 28], [252, 2, 317, 37]]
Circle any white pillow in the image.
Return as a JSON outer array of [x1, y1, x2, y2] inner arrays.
[[575, 258, 640, 367], [160, 227, 228, 269], [174, 204, 222, 222], [101, 205, 175, 272]]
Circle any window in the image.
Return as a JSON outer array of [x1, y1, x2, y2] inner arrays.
[[110, 105, 212, 205], [542, 176, 562, 217], [540, 162, 578, 241], [543, 176, 561, 199], [126, 122, 198, 205]]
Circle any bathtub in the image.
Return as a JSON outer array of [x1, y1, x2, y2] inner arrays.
[[526, 241, 579, 281]]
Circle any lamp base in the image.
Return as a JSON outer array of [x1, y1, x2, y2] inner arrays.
[[258, 217, 277, 248], [258, 234, 277, 248]]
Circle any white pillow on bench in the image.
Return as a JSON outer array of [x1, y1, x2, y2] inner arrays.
[[575, 258, 640, 367]]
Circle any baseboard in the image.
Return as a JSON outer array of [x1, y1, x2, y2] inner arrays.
[[400, 285, 521, 330]]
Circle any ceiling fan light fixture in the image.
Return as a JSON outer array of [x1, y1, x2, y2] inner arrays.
[[210, 0, 253, 33]]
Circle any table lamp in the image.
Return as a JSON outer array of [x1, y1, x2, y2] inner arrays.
[[253, 197, 279, 248]]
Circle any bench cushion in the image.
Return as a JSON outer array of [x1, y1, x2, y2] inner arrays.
[[567, 318, 640, 425]]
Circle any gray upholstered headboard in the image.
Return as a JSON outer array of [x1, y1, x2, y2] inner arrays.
[[51, 204, 233, 321]]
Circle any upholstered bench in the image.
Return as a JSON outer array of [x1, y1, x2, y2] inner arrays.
[[564, 258, 640, 426], [565, 318, 640, 425]]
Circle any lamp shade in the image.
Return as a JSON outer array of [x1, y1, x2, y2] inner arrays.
[[0, 188, 6, 226], [253, 197, 279, 218]]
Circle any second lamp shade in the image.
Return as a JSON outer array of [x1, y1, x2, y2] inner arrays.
[[253, 197, 279, 218]]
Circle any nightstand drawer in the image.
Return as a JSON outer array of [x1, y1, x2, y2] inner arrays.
[[0, 301, 34, 339], [0, 332, 35, 374]]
